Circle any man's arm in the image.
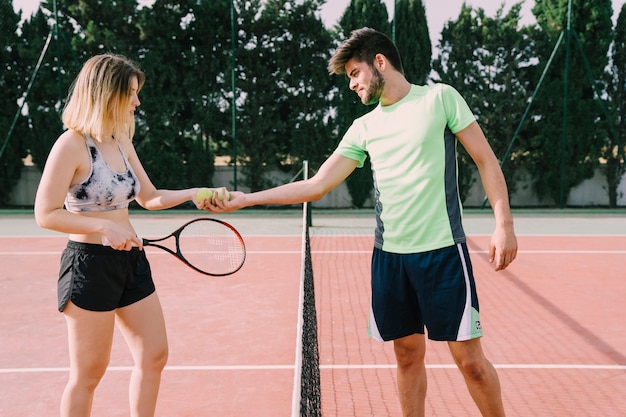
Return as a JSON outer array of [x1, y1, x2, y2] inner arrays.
[[456, 121, 518, 271], [207, 153, 359, 212]]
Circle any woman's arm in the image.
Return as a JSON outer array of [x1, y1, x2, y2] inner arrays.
[[34, 131, 112, 235]]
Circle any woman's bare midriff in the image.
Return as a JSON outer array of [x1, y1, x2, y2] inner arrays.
[[68, 208, 137, 244]]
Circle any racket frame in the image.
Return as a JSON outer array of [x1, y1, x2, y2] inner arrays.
[[142, 217, 246, 276]]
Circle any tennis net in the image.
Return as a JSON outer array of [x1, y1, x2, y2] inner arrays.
[[291, 163, 322, 417]]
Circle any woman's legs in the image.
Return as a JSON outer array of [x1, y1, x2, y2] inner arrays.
[[116, 292, 168, 417], [61, 301, 116, 417]]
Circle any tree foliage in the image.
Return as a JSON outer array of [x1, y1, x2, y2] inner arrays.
[[0, 0, 27, 205], [234, 0, 334, 192], [331, 0, 391, 208], [394, 0, 431, 85], [433, 3, 533, 202], [134, 0, 233, 189], [604, 3, 626, 206], [1, 0, 625, 208], [528, 0, 614, 206]]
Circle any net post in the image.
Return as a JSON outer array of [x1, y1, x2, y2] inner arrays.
[[303, 160, 312, 228]]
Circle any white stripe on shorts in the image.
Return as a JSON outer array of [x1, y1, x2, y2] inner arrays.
[[369, 302, 383, 342], [456, 243, 476, 341]]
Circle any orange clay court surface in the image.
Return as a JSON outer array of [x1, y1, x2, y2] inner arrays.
[[0, 210, 625, 416]]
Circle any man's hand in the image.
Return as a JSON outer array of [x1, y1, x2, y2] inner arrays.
[[202, 190, 246, 213], [489, 226, 518, 271]]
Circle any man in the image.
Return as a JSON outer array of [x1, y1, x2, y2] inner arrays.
[[206, 27, 517, 417]]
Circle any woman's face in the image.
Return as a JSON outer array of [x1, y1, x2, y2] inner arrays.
[[128, 76, 140, 117]]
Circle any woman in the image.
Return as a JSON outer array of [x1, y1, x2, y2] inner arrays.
[[34, 54, 213, 417]]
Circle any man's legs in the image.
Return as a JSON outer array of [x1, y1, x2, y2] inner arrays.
[[448, 338, 505, 417], [393, 333, 427, 417]]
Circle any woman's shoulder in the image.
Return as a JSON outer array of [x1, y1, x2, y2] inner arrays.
[[46, 130, 89, 162], [56, 129, 87, 148]]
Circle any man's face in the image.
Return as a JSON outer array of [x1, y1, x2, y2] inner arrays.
[[345, 58, 385, 106]]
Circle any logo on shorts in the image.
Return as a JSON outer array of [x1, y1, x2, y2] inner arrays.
[[475, 320, 482, 330]]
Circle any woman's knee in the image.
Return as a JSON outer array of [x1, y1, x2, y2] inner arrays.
[[139, 342, 169, 372], [152, 344, 169, 371], [69, 359, 109, 392]]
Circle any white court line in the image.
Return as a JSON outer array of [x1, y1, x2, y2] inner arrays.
[[2, 250, 626, 255], [456, 250, 626, 254], [1, 234, 625, 238], [2, 363, 624, 374], [0, 365, 292, 373], [320, 364, 626, 370], [313, 250, 626, 254]]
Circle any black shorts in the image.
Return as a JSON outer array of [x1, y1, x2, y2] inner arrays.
[[369, 243, 483, 342], [58, 241, 155, 312]]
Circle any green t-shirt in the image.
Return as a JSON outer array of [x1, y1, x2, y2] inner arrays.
[[335, 83, 476, 253]]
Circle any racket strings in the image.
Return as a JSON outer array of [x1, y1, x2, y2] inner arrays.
[[178, 220, 245, 275]]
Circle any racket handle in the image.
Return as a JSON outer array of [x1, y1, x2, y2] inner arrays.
[[101, 236, 143, 246]]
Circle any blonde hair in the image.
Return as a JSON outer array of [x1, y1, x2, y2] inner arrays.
[[62, 54, 145, 142]]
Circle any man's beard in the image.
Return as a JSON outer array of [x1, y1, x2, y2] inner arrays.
[[362, 67, 385, 105]]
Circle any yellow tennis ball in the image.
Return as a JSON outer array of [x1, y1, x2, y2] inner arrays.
[[195, 188, 213, 203], [217, 189, 231, 201]]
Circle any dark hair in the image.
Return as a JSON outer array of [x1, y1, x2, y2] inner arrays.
[[328, 27, 404, 75]]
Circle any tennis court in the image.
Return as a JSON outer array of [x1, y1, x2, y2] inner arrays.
[[0, 209, 625, 416]]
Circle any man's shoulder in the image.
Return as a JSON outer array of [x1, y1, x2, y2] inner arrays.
[[409, 83, 450, 96]]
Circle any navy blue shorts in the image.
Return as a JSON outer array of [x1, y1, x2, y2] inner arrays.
[[57, 241, 155, 312], [369, 243, 483, 342]]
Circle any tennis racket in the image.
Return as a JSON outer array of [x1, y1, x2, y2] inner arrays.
[[104, 218, 246, 276]]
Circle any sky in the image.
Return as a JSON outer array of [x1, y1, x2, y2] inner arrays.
[[12, 0, 624, 51], [324, 0, 536, 45]]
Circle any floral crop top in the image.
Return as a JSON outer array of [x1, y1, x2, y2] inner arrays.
[[65, 134, 140, 212]]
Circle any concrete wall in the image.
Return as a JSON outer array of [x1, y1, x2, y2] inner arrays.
[[213, 164, 626, 208], [9, 163, 626, 208], [463, 166, 626, 207], [8, 166, 41, 206]]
